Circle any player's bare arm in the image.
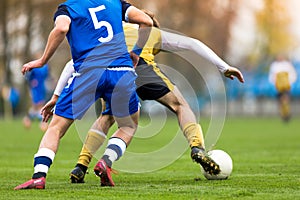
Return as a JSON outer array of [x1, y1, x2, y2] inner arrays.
[[21, 15, 71, 75], [126, 6, 153, 67]]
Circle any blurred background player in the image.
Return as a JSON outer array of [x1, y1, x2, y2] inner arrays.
[[41, 11, 244, 184], [269, 54, 297, 122], [1, 85, 20, 118], [23, 52, 50, 131]]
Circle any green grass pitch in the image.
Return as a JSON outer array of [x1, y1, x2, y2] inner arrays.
[[1, 117, 300, 199]]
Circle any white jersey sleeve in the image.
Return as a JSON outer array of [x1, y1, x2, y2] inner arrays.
[[160, 30, 230, 73], [54, 59, 75, 96], [124, 6, 134, 22]]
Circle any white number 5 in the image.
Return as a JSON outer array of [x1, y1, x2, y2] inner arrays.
[[89, 5, 113, 43]]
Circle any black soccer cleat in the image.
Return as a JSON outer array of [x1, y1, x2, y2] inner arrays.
[[191, 147, 221, 175], [70, 166, 86, 183]]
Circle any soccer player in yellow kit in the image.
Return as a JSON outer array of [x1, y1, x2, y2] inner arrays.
[[269, 54, 297, 122], [42, 11, 244, 185]]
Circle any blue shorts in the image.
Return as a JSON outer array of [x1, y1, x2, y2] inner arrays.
[[54, 67, 139, 120]]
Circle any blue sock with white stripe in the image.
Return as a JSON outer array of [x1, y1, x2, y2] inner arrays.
[[32, 148, 55, 179], [101, 137, 126, 168]]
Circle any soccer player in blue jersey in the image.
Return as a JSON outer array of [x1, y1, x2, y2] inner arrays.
[[23, 54, 49, 132], [14, 0, 153, 190]]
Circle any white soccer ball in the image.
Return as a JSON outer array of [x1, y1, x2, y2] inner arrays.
[[201, 149, 233, 180]]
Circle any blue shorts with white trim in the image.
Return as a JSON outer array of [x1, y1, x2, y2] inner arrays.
[[54, 67, 139, 120]]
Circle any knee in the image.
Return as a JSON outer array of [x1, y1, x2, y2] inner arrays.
[[47, 124, 66, 139], [48, 116, 72, 138], [169, 99, 189, 114]]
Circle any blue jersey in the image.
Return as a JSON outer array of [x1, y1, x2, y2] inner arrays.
[[56, 0, 132, 71], [26, 64, 49, 104]]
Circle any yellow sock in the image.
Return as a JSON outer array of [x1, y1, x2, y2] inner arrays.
[[78, 129, 106, 167], [280, 102, 290, 118], [183, 123, 205, 149]]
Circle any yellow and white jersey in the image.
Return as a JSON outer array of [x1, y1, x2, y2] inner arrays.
[[123, 22, 231, 73], [269, 60, 297, 92], [123, 22, 161, 65]]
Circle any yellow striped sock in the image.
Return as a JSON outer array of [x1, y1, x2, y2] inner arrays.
[[78, 129, 106, 167], [183, 123, 205, 149]]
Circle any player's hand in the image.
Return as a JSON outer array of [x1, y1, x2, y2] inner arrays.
[[41, 95, 59, 122], [21, 59, 44, 75], [129, 51, 140, 68], [224, 66, 245, 83]]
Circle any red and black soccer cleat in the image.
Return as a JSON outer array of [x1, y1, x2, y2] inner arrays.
[[94, 159, 115, 187]]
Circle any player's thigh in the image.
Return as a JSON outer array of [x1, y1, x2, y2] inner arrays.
[[105, 70, 139, 118], [156, 86, 188, 112], [136, 62, 174, 100], [48, 114, 74, 137]]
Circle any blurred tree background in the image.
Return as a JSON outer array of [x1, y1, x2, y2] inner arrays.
[[256, 0, 295, 59], [0, 0, 70, 118], [130, 0, 238, 58], [0, 0, 299, 118]]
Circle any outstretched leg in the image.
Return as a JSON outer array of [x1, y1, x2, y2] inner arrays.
[[156, 86, 220, 175]]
